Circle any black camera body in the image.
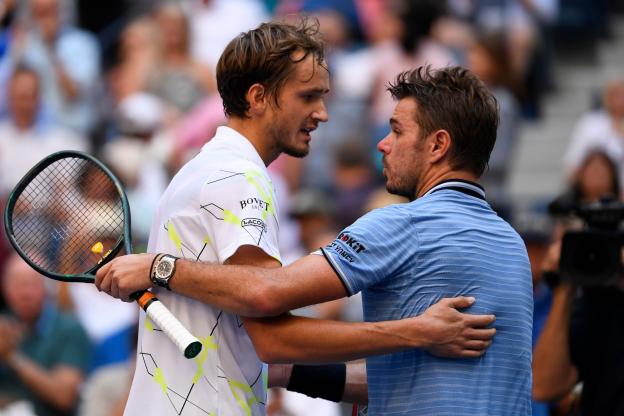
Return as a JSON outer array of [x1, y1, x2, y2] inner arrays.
[[553, 199, 624, 286]]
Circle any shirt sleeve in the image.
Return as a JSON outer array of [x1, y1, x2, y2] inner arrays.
[[321, 206, 413, 296], [198, 169, 281, 264]]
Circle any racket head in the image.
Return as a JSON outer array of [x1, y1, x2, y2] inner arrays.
[[4, 150, 132, 283]]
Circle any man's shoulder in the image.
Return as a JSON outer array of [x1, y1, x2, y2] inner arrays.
[[177, 147, 259, 183], [354, 203, 413, 228], [198, 140, 264, 173]]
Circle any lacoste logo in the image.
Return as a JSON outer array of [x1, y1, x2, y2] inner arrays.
[[241, 218, 267, 245], [241, 218, 267, 231]]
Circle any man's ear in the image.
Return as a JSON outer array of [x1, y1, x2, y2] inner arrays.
[[428, 129, 452, 164], [246, 83, 268, 116]]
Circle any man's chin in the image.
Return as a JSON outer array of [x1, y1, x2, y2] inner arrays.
[[386, 183, 414, 200], [283, 146, 310, 158]]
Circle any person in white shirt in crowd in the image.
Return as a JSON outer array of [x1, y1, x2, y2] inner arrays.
[[187, 0, 270, 69], [563, 78, 624, 196], [0, 0, 100, 135], [0, 65, 84, 195]]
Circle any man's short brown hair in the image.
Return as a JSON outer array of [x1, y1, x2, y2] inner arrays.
[[217, 18, 325, 118], [387, 66, 499, 177]]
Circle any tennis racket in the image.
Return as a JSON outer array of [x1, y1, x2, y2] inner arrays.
[[3, 150, 202, 359]]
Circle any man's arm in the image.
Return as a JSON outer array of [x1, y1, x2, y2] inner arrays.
[[96, 250, 345, 317], [246, 247, 495, 362], [243, 299, 493, 364], [532, 284, 579, 401]]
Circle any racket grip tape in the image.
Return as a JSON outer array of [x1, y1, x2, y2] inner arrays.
[[136, 292, 203, 359]]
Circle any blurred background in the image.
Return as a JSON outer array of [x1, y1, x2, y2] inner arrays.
[[0, 0, 622, 415]]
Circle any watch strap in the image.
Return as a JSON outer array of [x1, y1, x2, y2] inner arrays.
[[151, 253, 175, 290], [149, 253, 163, 285]]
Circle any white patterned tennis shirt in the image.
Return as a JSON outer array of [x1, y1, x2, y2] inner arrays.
[[124, 126, 281, 416]]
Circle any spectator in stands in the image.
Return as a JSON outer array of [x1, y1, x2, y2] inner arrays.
[[0, 65, 85, 195], [368, 0, 454, 135], [289, 188, 336, 253], [466, 31, 521, 217], [188, 0, 270, 68], [0, 253, 91, 416], [2, 0, 101, 134], [534, 149, 623, 415], [331, 141, 378, 228], [108, 17, 159, 104], [571, 150, 620, 203], [102, 92, 170, 244], [295, 6, 372, 193], [563, 78, 624, 193], [460, 0, 559, 118], [148, 4, 216, 116]]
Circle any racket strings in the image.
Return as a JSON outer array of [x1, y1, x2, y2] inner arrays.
[[11, 157, 125, 275]]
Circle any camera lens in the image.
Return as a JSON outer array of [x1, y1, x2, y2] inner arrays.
[[560, 231, 621, 286]]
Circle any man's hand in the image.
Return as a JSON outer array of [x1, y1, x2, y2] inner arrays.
[[95, 254, 157, 301], [415, 297, 496, 358]]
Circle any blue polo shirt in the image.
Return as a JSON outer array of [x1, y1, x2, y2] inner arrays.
[[322, 180, 533, 415]]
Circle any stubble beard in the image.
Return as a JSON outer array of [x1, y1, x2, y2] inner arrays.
[[385, 181, 416, 201], [270, 122, 310, 158], [384, 167, 418, 201]]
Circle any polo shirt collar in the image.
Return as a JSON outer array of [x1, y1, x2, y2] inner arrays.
[[423, 179, 486, 200], [205, 126, 267, 169]]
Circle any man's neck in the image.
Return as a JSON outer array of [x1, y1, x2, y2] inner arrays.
[[416, 169, 479, 199], [227, 118, 275, 166]]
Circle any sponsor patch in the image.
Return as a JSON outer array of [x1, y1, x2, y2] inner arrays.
[[241, 217, 267, 245], [336, 232, 367, 253], [241, 217, 267, 231], [239, 197, 270, 211], [327, 241, 356, 263]]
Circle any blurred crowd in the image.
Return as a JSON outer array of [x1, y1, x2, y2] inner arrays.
[[0, 0, 621, 415]]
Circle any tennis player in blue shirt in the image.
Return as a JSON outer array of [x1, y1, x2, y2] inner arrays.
[[97, 65, 532, 415]]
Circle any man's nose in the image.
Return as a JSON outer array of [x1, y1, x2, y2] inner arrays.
[[377, 134, 391, 154], [313, 101, 329, 123]]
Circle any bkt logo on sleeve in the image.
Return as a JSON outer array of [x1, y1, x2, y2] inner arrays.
[[239, 197, 270, 211], [337, 232, 367, 253]]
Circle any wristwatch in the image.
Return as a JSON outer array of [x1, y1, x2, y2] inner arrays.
[[151, 254, 178, 290]]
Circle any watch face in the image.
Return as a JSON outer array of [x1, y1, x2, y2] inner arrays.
[[156, 260, 173, 278]]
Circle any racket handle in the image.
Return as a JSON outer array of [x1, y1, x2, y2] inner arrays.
[[136, 291, 202, 359]]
